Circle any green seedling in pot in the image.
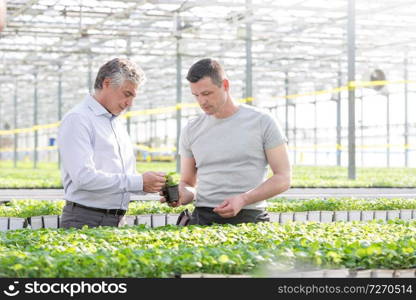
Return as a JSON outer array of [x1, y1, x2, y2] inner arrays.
[[163, 172, 180, 203], [166, 172, 180, 187]]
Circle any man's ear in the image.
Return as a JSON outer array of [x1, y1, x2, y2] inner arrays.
[[223, 78, 229, 91], [103, 78, 111, 89]]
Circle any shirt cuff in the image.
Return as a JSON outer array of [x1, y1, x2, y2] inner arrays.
[[127, 174, 143, 192]]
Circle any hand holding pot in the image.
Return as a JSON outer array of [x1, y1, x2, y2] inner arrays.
[[160, 185, 195, 207], [160, 186, 181, 207], [143, 171, 166, 193]]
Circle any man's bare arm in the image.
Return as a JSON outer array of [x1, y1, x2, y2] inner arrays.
[[213, 143, 291, 218]]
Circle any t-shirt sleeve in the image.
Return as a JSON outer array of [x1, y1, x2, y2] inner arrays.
[[179, 124, 194, 158], [261, 113, 287, 150]]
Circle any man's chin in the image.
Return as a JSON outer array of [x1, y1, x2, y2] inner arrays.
[[117, 109, 127, 115], [203, 109, 214, 115]]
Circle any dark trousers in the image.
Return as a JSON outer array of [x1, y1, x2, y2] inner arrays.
[[188, 207, 270, 226], [60, 202, 126, 229]]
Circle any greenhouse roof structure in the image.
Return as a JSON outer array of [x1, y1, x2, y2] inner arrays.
[[0, 0, 416, 173], [0, 0, 415, 126]]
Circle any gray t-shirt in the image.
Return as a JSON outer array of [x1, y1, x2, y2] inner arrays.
[[179, 104, 287, 210]]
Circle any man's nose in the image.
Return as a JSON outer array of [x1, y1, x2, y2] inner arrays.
[[197, 96, 207, 105]]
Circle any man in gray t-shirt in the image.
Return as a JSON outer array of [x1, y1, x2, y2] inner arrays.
[[161, 58, 291, 225]]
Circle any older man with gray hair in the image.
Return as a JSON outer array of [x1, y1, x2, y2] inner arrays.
[[58, 58, 166, 229]]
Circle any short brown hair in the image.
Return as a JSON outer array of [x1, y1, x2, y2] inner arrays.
[[186, 58, 225, 87]]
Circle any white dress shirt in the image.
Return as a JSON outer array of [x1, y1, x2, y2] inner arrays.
[[58, 95, 142, 210]]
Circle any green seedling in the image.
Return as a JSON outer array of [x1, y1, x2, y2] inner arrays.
[[163, 172, 180, 203], [165, 172, 180, 187]]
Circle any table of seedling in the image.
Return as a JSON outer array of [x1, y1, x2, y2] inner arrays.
[[0, 165, 415, 278]]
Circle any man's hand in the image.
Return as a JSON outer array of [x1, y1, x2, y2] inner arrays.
[[159, 193, 181, 207], [159, 185, 195, 207], [213, 194, 247, 218], [142, 171, 166, 193]]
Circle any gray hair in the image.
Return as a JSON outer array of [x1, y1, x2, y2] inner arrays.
[[94, 58, 146, 90]]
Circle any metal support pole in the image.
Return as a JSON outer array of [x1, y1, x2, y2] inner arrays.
[[149, 105, 153, 148], [136, 121, 141, 144], [164, 117, 168, 146], [347, 0, 356, 179], [336, 70, 342, 166], [175, 12, 182, 173], [0, 86, 2, 162], [126, 37, 132, 135], [58, 65, 63, 168], [386, 92, 390, 167], [285, 72, 289, 139], [88, 54, 92, 94], [245, 0, 253, 105], [404, 56, 409, 167], [144, 118, 148, 145], [153, 116, 157, 147], [313, 95, 317, 165], [133, 121, 138, 146], [33, 71, 39, 169], [293, 104, 297, 165], [360, 89, 364, 167], [13, 80, 18, 168]]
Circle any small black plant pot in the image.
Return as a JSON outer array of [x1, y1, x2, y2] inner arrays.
[[163, 185, 179, 203]]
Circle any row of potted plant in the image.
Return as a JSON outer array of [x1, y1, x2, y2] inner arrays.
[[0, 219, 415, 277], [1, 197, 416, 218]]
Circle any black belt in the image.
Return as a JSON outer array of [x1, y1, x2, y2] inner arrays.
[[67, 201, 126, 216]]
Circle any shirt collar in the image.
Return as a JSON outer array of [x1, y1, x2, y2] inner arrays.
[[85, 95, 114, 118]]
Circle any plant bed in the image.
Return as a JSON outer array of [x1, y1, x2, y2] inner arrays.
[[1, 198, 416, 222], [1, 207, 414, 231], [2, 163, 416, 188], [0, 199, 64, 218], [267, 197, 416, 212], [0, 220, 415, 277]]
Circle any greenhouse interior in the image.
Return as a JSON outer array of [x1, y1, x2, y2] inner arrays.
[[0, 0, 415, 286], [0, 0, 415, 169]]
